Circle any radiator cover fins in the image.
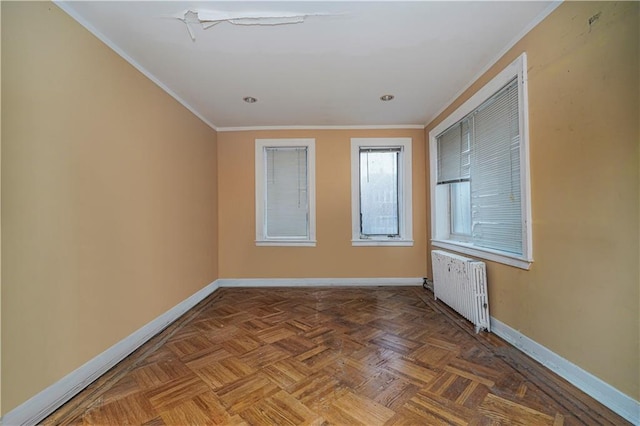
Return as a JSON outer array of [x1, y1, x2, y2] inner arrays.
[[431, 250, 490, 333]]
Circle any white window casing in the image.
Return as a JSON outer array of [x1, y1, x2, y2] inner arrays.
[[255, 138, 316, 246], [429, 53, 533, 269], [351, 138, 413, 246]]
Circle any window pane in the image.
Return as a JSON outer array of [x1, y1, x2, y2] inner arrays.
[[265, 147, 308, 238], [450, 181, 471, 235], [360, 150, 399, 236]]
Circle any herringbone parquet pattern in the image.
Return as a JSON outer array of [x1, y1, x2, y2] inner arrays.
[[44, 287, 629, 425]]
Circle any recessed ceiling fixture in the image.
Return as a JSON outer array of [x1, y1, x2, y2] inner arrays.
[[380, 94, 395, 101], [243, 96, 258, 103]]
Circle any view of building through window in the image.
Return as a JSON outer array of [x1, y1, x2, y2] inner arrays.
[[359, 148, 400, 236]]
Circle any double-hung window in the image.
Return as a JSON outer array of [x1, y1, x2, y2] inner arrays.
[[351, 138, 413, 246], [255, 139, 316, 246], [429, 54, 532, 269]]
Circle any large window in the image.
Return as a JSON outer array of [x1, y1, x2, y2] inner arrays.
[[351, 138, 413, 246], [429, 54, 532, 269], [255, 139, 316, 246]]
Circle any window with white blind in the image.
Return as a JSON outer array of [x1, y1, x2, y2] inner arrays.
[[351, 138, 413, 246], [429, 54, 532, 269], [255, 139, 316, 246]]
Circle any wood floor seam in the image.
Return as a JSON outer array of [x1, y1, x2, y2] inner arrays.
[[43, 287, 630, 425]]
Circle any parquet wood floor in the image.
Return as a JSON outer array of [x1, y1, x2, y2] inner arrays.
[[43, 287, 629, 425]]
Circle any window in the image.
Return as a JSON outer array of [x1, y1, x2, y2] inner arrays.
[[255, 139, 316, 246], [429, 53, 532, 269], [351, 138, 413, 246]]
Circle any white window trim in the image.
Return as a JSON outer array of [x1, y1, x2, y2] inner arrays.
[[255, 138, 316, 247], [428, 53, 533, 269], [351, 138, 413, 247]]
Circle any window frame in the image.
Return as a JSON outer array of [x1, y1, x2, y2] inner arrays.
[[351, 137, 413, 247], [428, 53, 533, 269], [255, 138, 316, 247]]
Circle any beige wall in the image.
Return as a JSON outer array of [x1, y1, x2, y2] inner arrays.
[[426, 1, 639, 400], [218, 129, 427, 279], [0, 1, 3, 415], [1, 2, 218, 413], [1, 0, 637, 417]]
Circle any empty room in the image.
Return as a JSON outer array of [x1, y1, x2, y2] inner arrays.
[[1, 1, 638, 425]]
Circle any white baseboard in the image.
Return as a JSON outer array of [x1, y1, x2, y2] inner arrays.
[[491, 317, 640, 425], [1, 280, 220, 426], [0, 278, 418, 425], [8, 281, 634, 425], [217, 277, 423, 287]]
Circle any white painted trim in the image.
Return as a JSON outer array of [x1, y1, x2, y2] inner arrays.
[[350, 138, 413, 246], [53, 1, 218, 132], [351, 240, 414, 247], [491, 317, 640, 425], [217, 277, 423, 288], [424, 1, 562, 127], [6, 277, 634, 425], [255, 139, 316, 246], [218, 124, 425, 132], [256, 240, 317, 247], [428, 54, 533, 270], [0, 281, 220, 426], [432, 240, 531, 270]]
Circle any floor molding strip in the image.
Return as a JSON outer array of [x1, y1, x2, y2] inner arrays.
[[490, 316, 639, 424], [217, 277, 423, 287], [5, 280, 636, 425], [1, 280, 220, 426]]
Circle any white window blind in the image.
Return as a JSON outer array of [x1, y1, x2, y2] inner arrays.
[[471, 79, 521, 254], [265, 147, 309, 239], [437, 118, 471, 184], [436, 77, 523, 255]]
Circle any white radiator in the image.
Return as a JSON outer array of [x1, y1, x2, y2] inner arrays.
[[431, 250, 490, 333]]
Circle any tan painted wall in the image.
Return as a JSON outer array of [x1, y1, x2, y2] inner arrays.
[[1, 0, 637, 415], [218, 129, 427, 279], [0, 1, 3, 415], [1, 2, 218, 413], [426, 2, 639, 400]]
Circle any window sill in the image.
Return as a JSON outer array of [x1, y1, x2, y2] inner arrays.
[[256, 240, 317, 247], [352, 239, 414, 247], [431, 239, 532, 270]]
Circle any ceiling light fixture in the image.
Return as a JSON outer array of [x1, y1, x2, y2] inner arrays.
[[243, 96, 258, 103], [380, 94, 395, 101]]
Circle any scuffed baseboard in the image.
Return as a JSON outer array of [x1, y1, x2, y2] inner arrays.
[[0, 277, 418, 425], [217, 277, 423, 287], [491, 316, 639, 425], [1, 280, 220, 426], [7, 280, 635, 426]]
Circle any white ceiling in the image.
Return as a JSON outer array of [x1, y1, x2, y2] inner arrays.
[[57, 1, 557, 130]]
